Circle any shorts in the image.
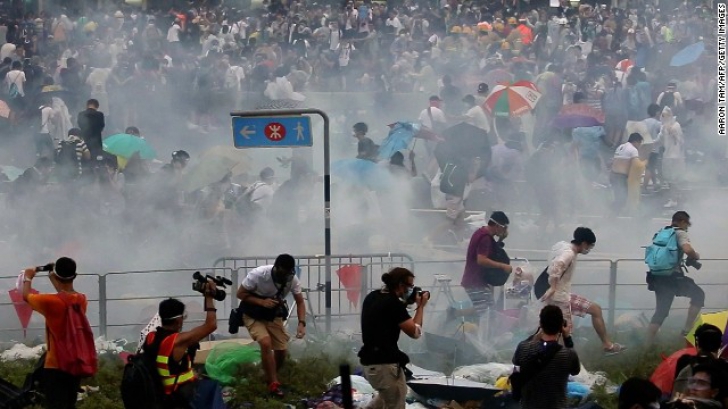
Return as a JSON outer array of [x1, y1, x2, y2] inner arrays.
[[647, 152, 662, 172], [445, 195, 464, 220], [552, 294, 593, 323], [243, 315, 289, 350]]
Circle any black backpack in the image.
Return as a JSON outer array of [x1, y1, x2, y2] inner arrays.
[[120, 333, 166, 409], [55, 140, 80, 181], [482, 240, 511, 286], [659, 91, 676, 111]]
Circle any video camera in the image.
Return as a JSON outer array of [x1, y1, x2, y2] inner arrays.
[[34, 263, 54, 272], [405, 286, 430, 305], [685, 258, 702, 270], [192, 271, 233, 302]]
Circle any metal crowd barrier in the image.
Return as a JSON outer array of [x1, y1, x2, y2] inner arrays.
[[360, 258, 728, 331], [0, 257, 725, 341], [214, 253, 415, 319]]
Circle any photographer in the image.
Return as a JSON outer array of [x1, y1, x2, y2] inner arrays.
[[646, 211, 705, 344], [512, 305, 580, 409], [141, 286, 219, 409], [22, 257, 90, 409], [235, 254, 305, 398], [359, 267, 429, 409]]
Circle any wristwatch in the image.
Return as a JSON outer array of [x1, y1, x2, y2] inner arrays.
[[204, 307, 217, 312]]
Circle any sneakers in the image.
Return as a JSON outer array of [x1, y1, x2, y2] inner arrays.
[[269, 382, 284, 398], [604, 343, 627, 356]]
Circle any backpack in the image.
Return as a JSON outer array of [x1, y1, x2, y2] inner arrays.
[[510, 342, 563, 401], [439, 162, 467, 197], [659, 91, 675, 110], [121, 332, 167, 409], [482, 240, 511, 286], [54, 293, 98, 378], [55, 140, 81, 181], [644, 227, 680, 276], [6, 72, 22, 99], [235, 182, 264, 216]]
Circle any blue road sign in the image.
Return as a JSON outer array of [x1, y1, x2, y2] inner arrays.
[[232, 116, 313, 148]]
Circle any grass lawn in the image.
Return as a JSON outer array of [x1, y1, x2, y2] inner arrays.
[[0, 328, 688, 409]]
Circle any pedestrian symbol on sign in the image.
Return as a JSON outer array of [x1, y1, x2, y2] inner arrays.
[[264, 123, 286, 141]]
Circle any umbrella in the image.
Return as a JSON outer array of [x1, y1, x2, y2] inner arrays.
[[377, 122, 442, 160], [407, 378, 501, 402], [483, 81, 541, 118], [103, 133, 156, 160], [180, 156, 238, 193], [336, 265, 362, 308], [685, 310, 728, 346], [331, 159, 392, 190], [434, 122, 492, 170], [650, 347, 696, 394], [8, 288, 38, 338], [670, 41, 705, 67], [552, 103, 605, 128], [0, 100, 9, 118], [200, 146, 252, 175]]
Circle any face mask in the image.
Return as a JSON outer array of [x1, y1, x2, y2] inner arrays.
[[403, 286, 414, 301], [582, 247, 592, 255]]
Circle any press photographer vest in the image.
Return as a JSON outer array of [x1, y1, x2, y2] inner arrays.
[[147, 332, 196, 394]]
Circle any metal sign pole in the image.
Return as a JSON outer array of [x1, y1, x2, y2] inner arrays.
[[230, 109, 332, 332]]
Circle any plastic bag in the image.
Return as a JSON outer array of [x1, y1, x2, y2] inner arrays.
[[328, 375, 375, 395], [205, 343, 261, 385], [451, 363, 514, 385]]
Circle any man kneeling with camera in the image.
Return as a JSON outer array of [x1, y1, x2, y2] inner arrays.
[[143, 282, 219, 408], [359, 267, 429, 409], [235, 254, 306, 397]]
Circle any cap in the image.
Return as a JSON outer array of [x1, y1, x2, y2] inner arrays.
[[489, 211, 510, 226], [429, 95, 442, 102]]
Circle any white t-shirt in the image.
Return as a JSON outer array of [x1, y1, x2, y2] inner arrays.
[[386, 17, 404, 34], [546, 241, 578, 303], [5, 70, 26, 97], [249, 181, 275, 208], [241, 265, 302, 298], [166, 24, 181, 43], [418, 106, 447, 129], [613, 142, 639, 160], [231, 20, 248, 40], [465, 105, 490, 132]]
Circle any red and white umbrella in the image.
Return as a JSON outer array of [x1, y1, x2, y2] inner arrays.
[[482, 80, 541, 117]]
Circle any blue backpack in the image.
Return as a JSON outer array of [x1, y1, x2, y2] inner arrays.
[[644, 227, 680, 275]]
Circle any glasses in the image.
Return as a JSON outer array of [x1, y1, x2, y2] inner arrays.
[[168, 313, 188, 320], [687, 377, 712, 391]]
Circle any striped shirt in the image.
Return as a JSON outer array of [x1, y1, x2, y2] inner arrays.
[[56, 136, 89, 176], [513, 338, 580, 409]]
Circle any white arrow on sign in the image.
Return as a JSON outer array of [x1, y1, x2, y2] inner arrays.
[[239, 126, 255, 139]]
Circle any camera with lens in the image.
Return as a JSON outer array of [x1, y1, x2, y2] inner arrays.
[[406, 286, 430, 305], [192, 271, 233, 302], [35, 263, 54, 272], [685, 258, 702, 270]]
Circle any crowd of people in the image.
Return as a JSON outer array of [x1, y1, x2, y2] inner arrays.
[[0, 0, 721, 265]]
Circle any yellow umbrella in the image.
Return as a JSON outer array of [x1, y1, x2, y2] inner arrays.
[[200, 146, 252, 176], [685, 310, 728, 346]]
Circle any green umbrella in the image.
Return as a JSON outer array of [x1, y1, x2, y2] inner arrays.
[[102, 133, 156, 160], [180, 156, 238, 193]]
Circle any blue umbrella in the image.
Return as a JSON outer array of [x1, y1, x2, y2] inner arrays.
[[378, 122, 420, 160], [331, 159, 392, 190], [670, 41, 705, 67]]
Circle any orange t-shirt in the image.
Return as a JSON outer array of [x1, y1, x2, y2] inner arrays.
[[26, 292, 88, 369]]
